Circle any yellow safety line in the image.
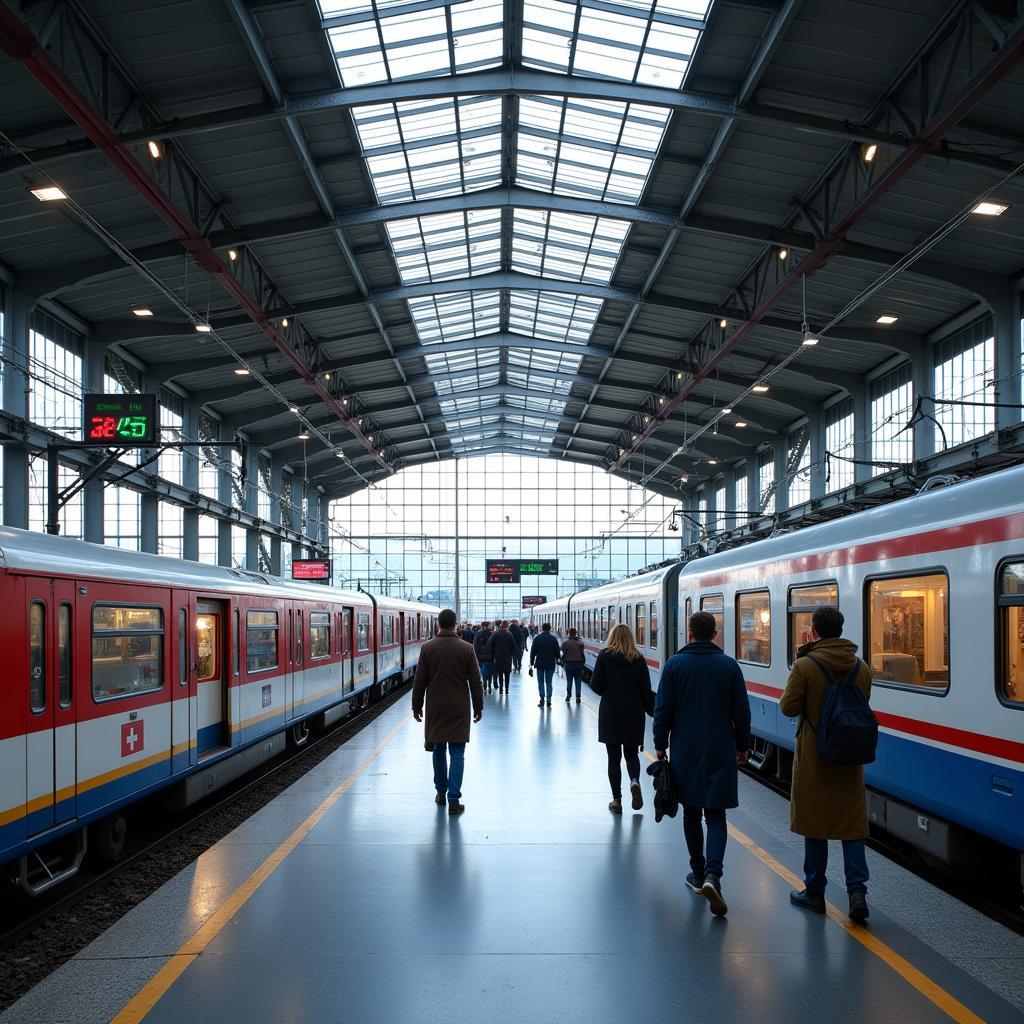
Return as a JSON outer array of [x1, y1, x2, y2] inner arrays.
[[110, 714, 410, 1024], [577, 697, 984, 1024]]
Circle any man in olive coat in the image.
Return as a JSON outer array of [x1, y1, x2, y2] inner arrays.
[[655, 611, 751, 917], [780, 605, 872, 922], [413, 608, 484, 816]]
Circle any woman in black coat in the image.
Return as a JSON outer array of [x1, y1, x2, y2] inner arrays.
[[590, 625, 654, 813], [490, 620, 516, 694]]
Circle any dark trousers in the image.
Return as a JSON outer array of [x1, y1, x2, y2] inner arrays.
[[803, 837, 869, 895], [564, 662, 584, 699], [683, 806, 728, 880], [605, 743, 641, 799], [494, 668, 510, 690]]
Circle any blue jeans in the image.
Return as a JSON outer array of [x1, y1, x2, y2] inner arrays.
[[683, 806, 728, 880], [803, 837, 869, 895], [433, 741, 465, 803], [535, 666, 554, 699], [480, 661, 492, 683], [564, 663, 583, 699]]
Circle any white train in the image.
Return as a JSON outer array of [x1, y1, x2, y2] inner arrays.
[[0, 528, 438, 895], [534, 467, 1024, 881]]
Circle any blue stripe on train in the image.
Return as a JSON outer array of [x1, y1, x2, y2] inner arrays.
[[749, 694, 1024, 851]]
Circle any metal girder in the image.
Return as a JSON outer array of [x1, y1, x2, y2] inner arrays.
[[609, 10, 1024, 473], [374, 272, 636, 307], [5, 64, 1018, 181]]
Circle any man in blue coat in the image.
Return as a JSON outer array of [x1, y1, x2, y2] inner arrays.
[[654, 611, 751, 917]]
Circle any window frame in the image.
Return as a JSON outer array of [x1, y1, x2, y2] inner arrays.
[[310, 610, 331, 661], [700, 593, 725, 650], [735, 589, 772, 667], [196, 612, 220, 683], [995, 556, 1024, 710], [357, 612, 371, 652], [649, 601, 658, 648], [786, 580, 839, 667], [90, 603, 165, 703], [29, 600, 46, 714], [635, 602, 646, 647], [245, 608, 280, 674], [58, 602, 72, 708], [863, 568, 950, 697]]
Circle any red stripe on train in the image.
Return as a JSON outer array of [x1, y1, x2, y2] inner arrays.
[[694, 511, 1024, 589], [744, 681, 1024, 765]]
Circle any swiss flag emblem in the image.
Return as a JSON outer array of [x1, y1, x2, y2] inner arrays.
[[121, 721, 144, 758]]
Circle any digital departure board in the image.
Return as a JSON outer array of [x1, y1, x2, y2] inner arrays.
[[522, 596, 547, 608], [83, 393, 158, 445], [486, 559, 559, 584], [292, 559, 332, 581]]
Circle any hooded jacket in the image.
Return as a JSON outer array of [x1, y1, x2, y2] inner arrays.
[[653, 641, 751, 810], [780, 637, 872, 839], [473, 627, 494, 664]]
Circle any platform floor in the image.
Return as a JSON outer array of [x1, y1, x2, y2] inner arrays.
[[5, 663, 1024, 1024]]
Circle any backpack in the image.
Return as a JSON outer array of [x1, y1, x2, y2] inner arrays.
[[804, 655, 879, 765]]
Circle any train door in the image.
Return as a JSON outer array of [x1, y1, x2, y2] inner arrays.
[[172, 596, 195, 769], [194, 599, 229, 759], [289, 604, 304, 720], [342, 608, 354, 693], [24, 578, 78, 834]]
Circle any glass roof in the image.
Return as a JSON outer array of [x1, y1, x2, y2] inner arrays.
[[327, 0, 713, 456]]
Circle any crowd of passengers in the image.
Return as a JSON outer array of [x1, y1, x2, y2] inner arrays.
[[414, 605, 874, 924]]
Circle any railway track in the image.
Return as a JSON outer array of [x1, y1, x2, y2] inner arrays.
[[0, 684, 411, 1012], [740, 762, 1024, 938]]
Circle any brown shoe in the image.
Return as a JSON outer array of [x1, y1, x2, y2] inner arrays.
[[608, 798, 622, 814], [435, 792, 445, 805], [630, 782, 643, 810], [448, 802, 465, 816]]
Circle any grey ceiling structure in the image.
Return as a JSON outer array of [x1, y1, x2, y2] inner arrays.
[[0, 0, 1023, 503]]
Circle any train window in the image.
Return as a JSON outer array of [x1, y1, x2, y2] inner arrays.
[[736, 591, 771, 665], [600, 607, 607, 640], [635, 604, 647, 646], [357, 613, 370, 652], [92, 606, 164, 700], [310, 611, 331, 660], [788, 582, 839, 664], [296, 611, 303, 665], [233, 610, 240, 677], [998, 561, 1024, 704], [608, 605, 616, 634], [30, 602, 45, 713], [342, 610, 353, 655], [246, 609, 279, 673], [649, 602, 658, 647], [866, 573, 949, 691], [197, 614, 219, 681], [684, 597, 692, 630], [58, 603, 72, 708], [179, 609, 187, 686], [625, 605, 633, 633], [700, 595, 725, 650], [380, 615, 392, 646]]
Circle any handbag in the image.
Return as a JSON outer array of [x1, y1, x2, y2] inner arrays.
[[528, 667, 534, 677]]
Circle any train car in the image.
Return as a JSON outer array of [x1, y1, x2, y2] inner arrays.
[[0, 528, 437, 895], [673, 468, 1024, 882]]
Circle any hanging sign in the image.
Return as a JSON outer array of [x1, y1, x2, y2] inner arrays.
[[83, 393, 158, 445]]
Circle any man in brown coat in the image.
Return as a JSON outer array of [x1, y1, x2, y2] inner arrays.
[[780, 605, 872, 922], [412, 608, 484, 816]]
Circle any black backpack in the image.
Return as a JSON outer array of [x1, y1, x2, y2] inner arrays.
[[804, 655, 879, 766]]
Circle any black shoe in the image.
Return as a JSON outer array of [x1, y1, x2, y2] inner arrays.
[[546, 700, 552, 707], [790, 889, 826, 914], [565, 695, 571, 703], [576, 698, 581, 704], [685, 872, 704, 894], [701, 874, 728, 917], [538, 699, 544, 708], [435, 792, 445, 806], [630, 781, 643, 810], [848, 891, 869, 923], [448, 802, 465, 816]]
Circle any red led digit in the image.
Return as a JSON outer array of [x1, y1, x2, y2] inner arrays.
[[89, 416, 117, 440]]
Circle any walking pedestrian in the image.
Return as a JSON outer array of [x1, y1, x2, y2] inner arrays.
[[654, 611, 751, 917], [412, 608, 483, 816], [781, 605, 873, 923], [490, 620, 516, 694], [591, 624, 654, 813], [529, 621, 561, 707], [464, 623, 477, 647], [511, 620, 525, 672], [473, 621, 495, 692], [560, 627, 586, 704]]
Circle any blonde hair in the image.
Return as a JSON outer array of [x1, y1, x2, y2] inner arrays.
[[605, 624, 641, 662]]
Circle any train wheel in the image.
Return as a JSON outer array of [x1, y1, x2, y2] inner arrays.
[[289, 720, 311, 747], [93, 814, 127, 863]]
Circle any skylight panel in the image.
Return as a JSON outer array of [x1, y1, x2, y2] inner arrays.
[[409, 290, 501, 344], [329, 0, 503, 87], [353, 97, 502, 204], [511, 209, 630, 284], [387, 209, 502, 284], [509, 291, 602, 345]]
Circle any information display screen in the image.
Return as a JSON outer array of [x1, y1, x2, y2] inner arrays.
[[292, 559, 331, 581], [522, 596, 547, 608], [83, 393, 158, 446], [486, 559, 559, 584]]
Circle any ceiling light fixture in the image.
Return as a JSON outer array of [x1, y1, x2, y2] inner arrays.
[[972, 200, 1008, 216], [680, 474, 689, 484], [290, 406, 299, 413], [234, 367, 250, 376], [228, 248, 239, 262], [802, 332, 819, 346], [752, 384, 769, 393], [721, 407, 732, 414], [195, 323, 211, 333], [131, 306, 154, 317], [708, 459, 718, 466], [778, 247, 788, 261], [298, 431, 310, 440], [30, 185, 68, 202], [324, 372, 331, 381], [875, 314, 899, 325], [147, 139, 164, 160], [736, 421, 748, 428], [862, 143, 877, 163], [336, 451, 345, 460], [281, 317, 290, 328], [718, 319, 727, 329]]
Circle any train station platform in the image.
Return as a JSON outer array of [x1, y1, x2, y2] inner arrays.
[[4, 665, 1023, 1024]]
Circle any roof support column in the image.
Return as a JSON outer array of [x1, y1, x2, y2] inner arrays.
[[244, 442, 259, 571], [808, 410, 827, 501], [852, 385, 873, 485], [81, 340, 108, 542], [773, 440, 789, 516], [994, 288, 1023, 431], [723, 470, 737, 532], [181, 397, 201, 562], [318, 493, 331, 554], [911, 344, 935, 460], [2, 290, 32, 529], [217, 421, 233, 568], [139, 370, 162, 554], [679, 489, 699, 548], [268, 457, 283, 576]]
